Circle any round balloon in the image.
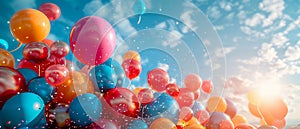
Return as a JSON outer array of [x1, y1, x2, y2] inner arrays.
[[45, 64, 69, 86], [0, 48, 15, 68], [232, 114, 247, 127], [206, 112, 234, 129], [39, 3, 61, 20], [70, 16, 116, 65], [0, 92, 45, 128], [184, 73, 202, 91], [234, 123, 256, 129], [166, 83, 180, 97], [207, 96, 227, 112], [10, 9, 50, 44], [149, 118, 176, 129], [225, 98, 237, 118], [17, 58, 40, 75], [127, 119, 148, 129], [122, 59, 142, 80], [50, 40, 69, 58], [17, 68, 38, 84], [147, 68, 169, 92], [89, 64, 117, 93], [248, 103, 262, 118], [201, 80, 213, 94], [104, 59, 125, 87], [179, 107, 194, 122], [23, 42, 49, 62], [69, 93, 102, 127], [28, 77, 54, 104], [123, 50, 141, 62], [138, 88, 154, 104], [175, 88, 194, 108], [195, 109, 210, 125]]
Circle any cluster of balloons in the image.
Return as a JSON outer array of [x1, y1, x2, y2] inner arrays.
[[0, 2, 288, 129]]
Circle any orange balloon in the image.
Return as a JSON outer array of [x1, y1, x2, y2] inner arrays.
[[10, 9, 50, 44], [149, 118, 176, 129], [247, 90, 260, 105], [42, 39, 54, 46], [0, 48, 15, 68], [248, 103, 262, 118], [123, 50, 141, 62], [207, 96, 227, 112], [54, 71, 94, 104], [232, 114, 247, 127]]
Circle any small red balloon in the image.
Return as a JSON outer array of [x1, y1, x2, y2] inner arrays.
[[138, 88, 154, 104], [103, 87, 140, 118], [202, 80, 213, 94], [45, 64, 69, 86], [166, 83, 180, 97], [147, 68, 169, 92], [39, 3, 61, 20], [50, 41, 70, 58], [179, 106, 193, 122], [122, 59, 141, 80], [23, 42, 49, 62], [18, 58, 40, 74]]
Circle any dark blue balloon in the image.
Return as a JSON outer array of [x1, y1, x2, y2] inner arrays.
[[139, 93, 179, 124], [89, 64, 117, 93], [29, 115, 46, 128], [69, 93, 102, 127], [0, 92, 45, 129], [17, 68, 38, 84], [104, 59, 125, 87], [127, 119, 148, 129], [28, 77, 54, 104]]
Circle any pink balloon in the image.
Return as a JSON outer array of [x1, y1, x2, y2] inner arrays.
[[147, 68, 169, 92], [138, 88, 154, 104], [196, 109, 210, 125], [184, 73, 202, 91], [179, 107, 193, 122], [39, 3, 61, 20], [175, 88, 194, 108], [70, 16, 116, 65], [45, 64, 69, 86], [166, 83, 180, 97], [202, 80, 213, 94]]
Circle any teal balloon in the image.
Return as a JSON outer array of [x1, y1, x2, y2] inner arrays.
[[127, 119, 148, 129], [133, 0, 146, 14], [28, 77, 54, 104], [104, 58, 125, 87], [69, 93, 102, 127], [0, 39, 8, 50], [89, 64, 117, 93], [29, 115, 46, 128], [0, 92, 45, 129], [0, 120, 6, 129], [17, 68, 38, 84]]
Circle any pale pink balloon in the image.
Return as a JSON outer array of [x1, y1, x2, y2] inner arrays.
[[80, 65, 95, 74], [184, 73, 202, 91], [179, 106, 193, 122], [175, 88, 194, 108]]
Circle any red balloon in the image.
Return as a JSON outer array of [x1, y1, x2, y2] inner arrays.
[[175, 88, 194, 108], [103, 88, 140, 118], [122, 59, 141, 80], [166, 83, 180, 97], [196, 109, 210, 125], [234, 123, 256, 129], [39, 3, 61, 20], [90, 118, 118, 129], [138, 88, 154, 104], [194, 90, 200, 100], [42, 38, 54, 46], [23, 42, 49, 62], [45, 64, 69, 86], [179, 106, 193, 122], [0, 66, 26, 109], [206, 112, 234, 129], [147, 68, 169, 92], [18, 58, 40, 74], [50, 41, 70, 58], [225, 98, 237, 118], [202, 80, 213, 94]]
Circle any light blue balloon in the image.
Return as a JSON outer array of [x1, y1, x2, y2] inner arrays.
[[89, 64, 117, 93], [127, 119, 148, 129], [133, 0, 146, 14], [69, 93, 102, 127], [104, 58, 125, 87], [28, 77, 54, 104], [191, 101, 205, 115], [0, 39, 8, 50], [0, 92, 45, 129], [17, 68, 38, 84]]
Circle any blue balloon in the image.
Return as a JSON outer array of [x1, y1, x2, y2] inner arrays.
[[133, 0, 146, 14], [139, 93, 179, 124], [0, 39, 8, 50], [28, 77, 54, 104], [0, 119, 6, 129], [69, 93, 102, 127], [0, 92, 45, 129], [127, 119, 148, 129], [104, 59, 125, 87], [29, 115, 46, 128], [89, 64, 117, 93], [191, 101, 205, 115], [17, 68, 38, 84]]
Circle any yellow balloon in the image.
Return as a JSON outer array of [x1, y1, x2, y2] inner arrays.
[[232, 114, 247, 127], [149, 118, 176, 129], [247, 90, 260, 105], [207, 96, 227, 112], [133, 87, 143, 96], [0, 48, 15, 68], [123, 50, 141, 62]]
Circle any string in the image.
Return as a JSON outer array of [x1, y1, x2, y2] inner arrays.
[[8, 42, 22, 53]]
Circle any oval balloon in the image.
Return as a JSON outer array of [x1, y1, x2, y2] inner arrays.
[[23, 42, 49, 62], [45, 64, 69, 86], [39, 3, 61, 20], [147, 68, 169, 92], [104, 59, 125, 87], [28, 77, 54, 104], [195, 109, 210, 125], [138, 88, 154, 104], [175, 88, 194, 108], [206, 112, 234, 129], [0, 48, 15, 68], [201, 80, 213, 94], [50, 40, 70, 58], [122, 59, 142, 80], [149, 118, 176, 129], [166, 83, 180, 97], [225, 98, 237, 118], [10, 9, 50, 44], [17, 68, 38, 84], [179, 107, 194, 122], [232, 114, 247, 127], [207, 96, 227, 112], [123, 50, 141, 62], [89, 64, 117, 93], [184, 73, 202, 91]]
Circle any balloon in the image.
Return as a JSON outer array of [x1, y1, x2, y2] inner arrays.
[[91, 118, 118, 129], [55, 71, 94, 104], [175, 88, 194, 108], [184, 73, 202, 91], [0, 66, 26, 108], [103, 87, 140, 118], [28, 77, 54, 104], [179, 107, 193, 122], [201, 80, 213, 94], [104, 59, 125, 87], [17, 68, 38, 84], [166, 83, 180, 97], [247, 90, 260, 105], [186, 117, 202, 128], [138, 88, 154, 104], [234, 123, 256, 129], [89, 64, 117, 93], [191, 101, 205, 115], [195, 109, 210, 125], [271, 119, 286, 129], [147, 68, 169, 92], [149, 118, 176, 129], [39, 3, 61, 20], [69, 93, 102, 127], [10, 9, 50, 44], [0, 39, 8, 50], [23, 42, 49, 62], [133, 87, 143, 95], [206, 112, 234, 129], [257, 125, 277, 129], [248, 103, 262, 118], [0, 48, 15, 68], [184, 123, 205, 129], [232, 114, 247, 127], [29, 115, 47, 128], [70, 16, 116, 65], [42, 39, 54, 47], [207, 96, 227, 112], [123, 50, 141, 62], [193, 90, 200, 100], [50, 40, 70, 58], [133, 0, 146, 14], [122, 59, 142, 80], [225, 98, 237, 118], [127, 119, 148, 129], [0, 92, 45, 128], [45, 102, 70, 128], [259, 96, 287, 124], [45, 64, 69, 86], [17, 58, 40, 74]]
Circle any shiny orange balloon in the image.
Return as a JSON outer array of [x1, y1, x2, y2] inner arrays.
[[247, 90, 260, 105], [10, 9, 50, 44], [232, 114, 247, 127], [207, 96, 227, 112], [123, 50, 141, 62], [54, 71, 94, 104], [248, 103, 262, 118], [149, 118, 176, 129], [0, 48, 15, 68]]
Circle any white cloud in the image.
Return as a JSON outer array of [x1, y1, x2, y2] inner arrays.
[[240, 26, 265, 37], [219, 1, 232, 11], [258, 43, 278, 62], [162, 30, 182, 48], [215, 47, 236, 58], [206, 6, 221, 19], [271, 33, 289, 47], [285, 45, 300, 61], [157, 63, 169, 71], [259, 0, 285, 27], [9, 0, 36, 11], [245, 13, 266, 27], [83, 0, 103, 15]]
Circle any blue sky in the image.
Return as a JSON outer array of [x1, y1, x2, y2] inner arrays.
[[1, 0, 300, 127]]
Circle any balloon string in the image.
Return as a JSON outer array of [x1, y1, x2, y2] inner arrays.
[[9, 43, 22, 53], [256, 102, 267, 125]]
